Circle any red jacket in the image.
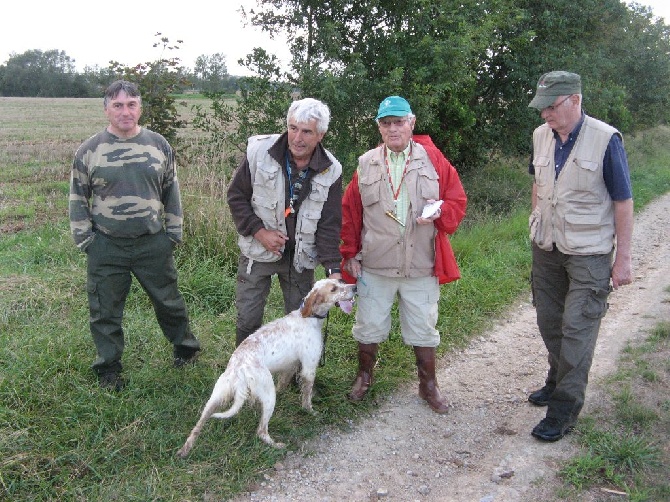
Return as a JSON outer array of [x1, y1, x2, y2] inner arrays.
[[340, 134, 467, 284]]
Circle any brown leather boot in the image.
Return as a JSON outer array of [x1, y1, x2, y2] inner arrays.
[[348, 342, 378, 401], [414, 346, 450, 414]]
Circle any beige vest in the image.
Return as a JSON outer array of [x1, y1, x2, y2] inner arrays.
[[238, 134, 342, 272], [357, 141, 439, 277], [532, 115, 618, 255]]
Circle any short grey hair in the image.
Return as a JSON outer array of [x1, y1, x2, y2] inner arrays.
[[104, 80, 141, 108], [287, 98, 330, 134]]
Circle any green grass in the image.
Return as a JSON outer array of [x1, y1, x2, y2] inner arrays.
[[1, 98, 669, 500]]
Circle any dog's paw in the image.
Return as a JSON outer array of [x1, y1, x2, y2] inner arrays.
[[259, 434, 287, 448]]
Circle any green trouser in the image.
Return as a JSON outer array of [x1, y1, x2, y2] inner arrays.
[[86, 231, 200, 374], [531, 243, 612, 424], [234, 252, 314, 346]]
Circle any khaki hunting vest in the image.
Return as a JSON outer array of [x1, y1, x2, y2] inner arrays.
[[531, 115, 618, 255], [237, 134, 342, 272]]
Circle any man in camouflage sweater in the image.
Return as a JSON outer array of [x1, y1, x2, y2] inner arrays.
[[69, 80, 200, 391]]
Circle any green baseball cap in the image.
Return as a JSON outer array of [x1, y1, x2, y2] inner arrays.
[[528, 71, 581, 110], [376, 96, 412, 119]]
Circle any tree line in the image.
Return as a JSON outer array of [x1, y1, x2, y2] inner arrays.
[[0, 47, 239, 98]]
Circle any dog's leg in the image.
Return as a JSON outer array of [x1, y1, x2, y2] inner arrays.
[[275, 367, 296, 393], [299, 366, 316, 413], [177, 394, 224, 458], [176, 372, 236, 458], [255, 370, 286, 448]]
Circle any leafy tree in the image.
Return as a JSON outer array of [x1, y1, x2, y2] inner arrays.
[[193, 53, 237, 93], [235, 0, 670, 172], [108, 33, 189, 145], [190, 48, 294, 173], [242, 0, 503, 169], [607, 3, 670, 128]]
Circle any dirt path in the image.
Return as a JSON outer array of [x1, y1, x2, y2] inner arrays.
[[233, 193, 670, 502]]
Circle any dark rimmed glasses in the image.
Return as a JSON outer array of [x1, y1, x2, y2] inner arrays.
[[544, 95, 573, 112]]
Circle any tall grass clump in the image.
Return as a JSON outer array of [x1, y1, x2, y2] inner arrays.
[[625, 125, 670, 209]]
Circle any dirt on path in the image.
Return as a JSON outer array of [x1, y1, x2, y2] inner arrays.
[[233, 193, 670, 502]]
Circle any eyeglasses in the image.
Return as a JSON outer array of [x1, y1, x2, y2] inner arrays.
[[543, 95, 573, 112], [378, 118, 409, 128]]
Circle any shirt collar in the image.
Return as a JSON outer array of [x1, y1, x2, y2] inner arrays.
[[385, 142, 411, 161]]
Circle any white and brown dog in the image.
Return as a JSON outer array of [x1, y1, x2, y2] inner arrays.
[[177, 278, 356, 456]]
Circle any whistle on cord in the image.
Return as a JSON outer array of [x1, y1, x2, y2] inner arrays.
[[385, 210, 405, 227]]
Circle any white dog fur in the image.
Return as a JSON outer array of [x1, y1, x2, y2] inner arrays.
[[177, 278, 356, 456]]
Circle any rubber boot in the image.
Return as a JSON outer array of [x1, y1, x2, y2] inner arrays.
[[414, 346, 450, 414], [348, 343, 378, 401]]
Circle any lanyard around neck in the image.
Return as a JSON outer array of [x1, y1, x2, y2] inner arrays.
[[285, 151, 308, 217], [384, 144, 412, 200]]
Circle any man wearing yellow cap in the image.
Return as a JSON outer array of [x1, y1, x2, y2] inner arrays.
[[527, 71, 634, 441]]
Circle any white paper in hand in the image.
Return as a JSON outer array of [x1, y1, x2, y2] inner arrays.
[[421, 200, 443, 219]]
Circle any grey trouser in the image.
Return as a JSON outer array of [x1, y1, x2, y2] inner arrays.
[[352, 271, 440, 347], [235, 252, 314, 345], [531, 243, 612, 424], [86, 231, 200, 374]]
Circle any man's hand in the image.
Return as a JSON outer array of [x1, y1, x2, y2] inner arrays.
[[343, 257, 362, 279], [611, 255, 633, 289], [417, 199, 442, 225], [254, 228, 288, 256]]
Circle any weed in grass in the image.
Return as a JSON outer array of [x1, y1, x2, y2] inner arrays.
[[563, 426, 660, 491], [598, 433, 660, 474], [638, 367, 659, 383], [559, 452, 613, 490], [648, 321, 670, 342]]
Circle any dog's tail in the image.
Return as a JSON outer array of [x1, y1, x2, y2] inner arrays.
[[210, 389, 246, 420], [211, 368, 255, 419]]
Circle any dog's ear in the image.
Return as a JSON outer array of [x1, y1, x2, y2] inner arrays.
[[301, 289, 324, 318]]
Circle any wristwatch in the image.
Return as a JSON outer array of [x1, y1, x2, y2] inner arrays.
[[327, 267, 341, 276]]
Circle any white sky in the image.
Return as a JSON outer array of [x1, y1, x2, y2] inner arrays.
[[0, 1, 668, 77], [0, 0, 291, 76]]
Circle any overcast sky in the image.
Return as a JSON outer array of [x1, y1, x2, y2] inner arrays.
[[0, 1, 291, 76], [1, 1, 668, 77]]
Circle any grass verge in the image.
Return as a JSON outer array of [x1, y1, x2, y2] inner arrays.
[[558, 320, 670, 501]]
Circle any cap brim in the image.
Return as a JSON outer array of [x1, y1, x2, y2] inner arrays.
[[376, 110, 409, 120], [528, 95, 556, 110]]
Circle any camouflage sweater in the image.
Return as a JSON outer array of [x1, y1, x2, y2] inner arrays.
[[69, 128, 184, 251]]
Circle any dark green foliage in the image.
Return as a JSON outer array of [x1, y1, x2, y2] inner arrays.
[[0, 49, 96, 97], [231, 0, 670, 175]]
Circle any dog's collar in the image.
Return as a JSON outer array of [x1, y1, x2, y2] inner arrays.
[[299, 300, 327, 319]]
